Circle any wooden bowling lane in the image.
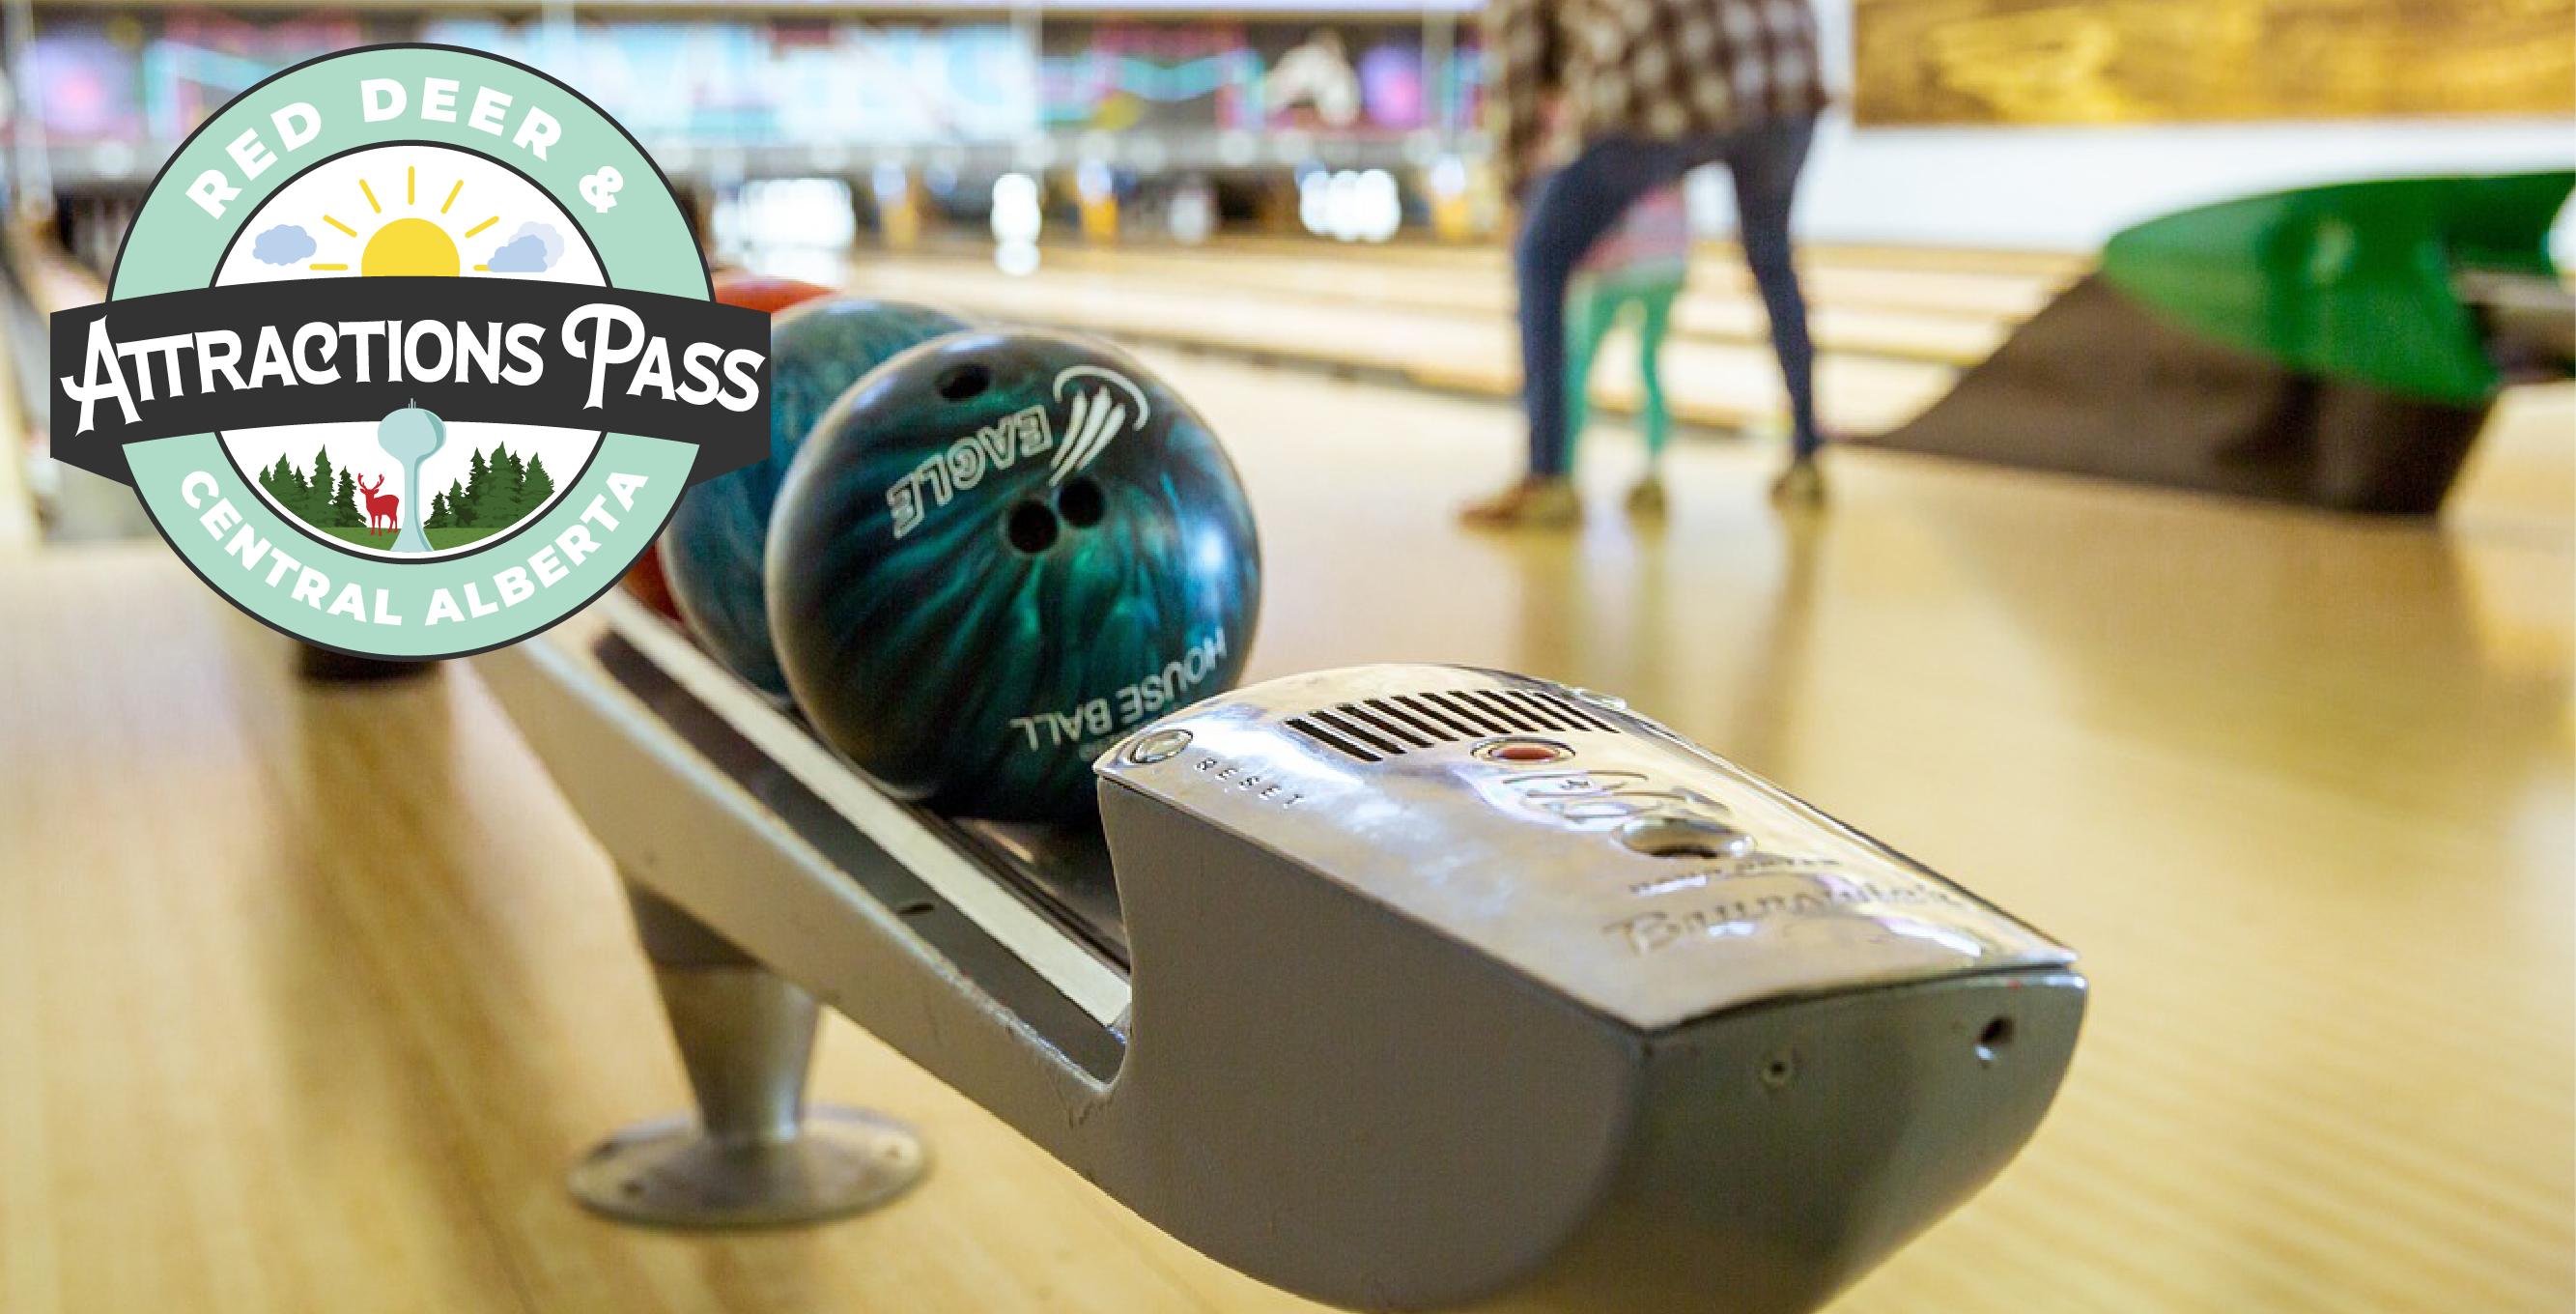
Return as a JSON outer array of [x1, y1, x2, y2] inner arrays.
[[1189, 234, 2083, 320], [2457, 386, 2576, 539], [1203, 232, 2097, 274], [0, 321, 38, 553], [0, 346, 2566, 1314], [4, 219, 155, 544], [0, 545, 1324, 1314], [837, 252, 1958, 437], [1005, 242, 2025, 365], [0, 222, 65, 553]]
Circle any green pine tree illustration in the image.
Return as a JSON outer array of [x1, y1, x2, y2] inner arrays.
[[304, 447, 338, 529], [472, 443, 523, 528], [498, 446, 530, 524], [462, 448, 493, 526], [330, 469, 360, 528], [522, 452, 555, 517]]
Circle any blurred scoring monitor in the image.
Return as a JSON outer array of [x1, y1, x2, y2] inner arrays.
[[1854, 0, 2576, 125]]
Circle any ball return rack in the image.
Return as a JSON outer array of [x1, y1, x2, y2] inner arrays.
[[473, 592, 2085, 1313]]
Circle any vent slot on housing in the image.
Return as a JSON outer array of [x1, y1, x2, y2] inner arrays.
[[1286, 688, 1619, 762]]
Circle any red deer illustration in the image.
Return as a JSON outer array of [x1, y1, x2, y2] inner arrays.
[[359, 474, 400, 536]]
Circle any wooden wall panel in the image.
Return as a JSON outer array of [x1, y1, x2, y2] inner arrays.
[[1853, 0, 2576, 125]]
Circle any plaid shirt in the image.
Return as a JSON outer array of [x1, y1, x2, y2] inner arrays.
[[1486, 0, 1829, 198]]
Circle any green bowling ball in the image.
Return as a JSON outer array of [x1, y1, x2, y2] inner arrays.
[[662, 295, 970, 699], [766, 329, 1260, 821]]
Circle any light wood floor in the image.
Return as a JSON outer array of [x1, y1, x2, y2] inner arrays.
[[2, 310, 2570, 1310]]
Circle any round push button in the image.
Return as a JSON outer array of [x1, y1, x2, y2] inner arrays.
[[1123, 728, 1193, 765], [1567, 686, 1628, 711], [1618, 814, 1753, 860]]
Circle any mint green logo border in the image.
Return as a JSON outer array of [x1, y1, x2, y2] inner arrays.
[[111, 44, 710, 660]]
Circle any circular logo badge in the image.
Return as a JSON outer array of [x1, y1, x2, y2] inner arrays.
[[51, 45, 773, 659]]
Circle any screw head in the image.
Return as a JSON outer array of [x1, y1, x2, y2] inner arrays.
[[1759, 1049, 1799, 1090]]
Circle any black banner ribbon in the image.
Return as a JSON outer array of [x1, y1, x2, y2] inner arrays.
[[50, 276, 771, 487]]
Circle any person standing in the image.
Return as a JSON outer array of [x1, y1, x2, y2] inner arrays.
[[1463, 0, 1830, 528], [1563, 183, 1691, 516]]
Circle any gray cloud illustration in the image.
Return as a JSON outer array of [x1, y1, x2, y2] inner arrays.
[[251, 224, 317, 266], [486, 235, 552, 273]]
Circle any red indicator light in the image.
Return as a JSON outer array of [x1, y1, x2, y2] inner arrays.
[[1481, 739, 1571, 764]]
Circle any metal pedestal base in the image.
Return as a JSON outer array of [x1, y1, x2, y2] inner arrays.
[[569, 1106, 925, 1228], [575, 884, 928, 1229]]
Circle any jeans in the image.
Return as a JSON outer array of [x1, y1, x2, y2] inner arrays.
[[1515, 120, 1820, 477]]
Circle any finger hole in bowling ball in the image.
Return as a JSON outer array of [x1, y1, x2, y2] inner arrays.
[[936, 362, 992, 401], [1056, 476, 1106, 528], [1006, 500, 1061, 554]]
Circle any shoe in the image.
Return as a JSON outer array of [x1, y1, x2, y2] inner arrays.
[[1625, 476, 1668, 517], [1460, 476, 1582, 528], [1769, 458, 1826, 507]]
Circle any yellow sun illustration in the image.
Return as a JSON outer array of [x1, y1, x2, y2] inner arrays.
[[362, 218, 460, 275], [310, 166, 505, 275]]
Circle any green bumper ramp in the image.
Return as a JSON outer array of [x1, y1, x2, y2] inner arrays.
[[1867, 173, 2571, 515], [2100, 172, 2571, 407]]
